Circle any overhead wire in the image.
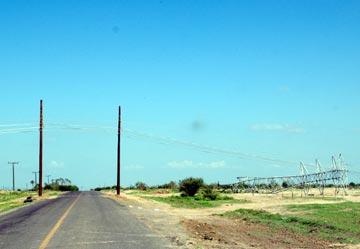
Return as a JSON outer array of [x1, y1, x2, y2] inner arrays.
[[0, 126, 38, 135], [0, 123, 35, 127], [59, 124, 321, 169], [0, 122, 350, 171]]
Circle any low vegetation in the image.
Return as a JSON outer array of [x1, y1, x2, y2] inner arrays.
[[0, 191, 35, 202], [146, 195, 247, 208], [179, 177, 204, 197], [43, 177, 79, 191], [0, 200, 28, 213], [109, 177, 246, 208], [0, 190, 60, 214], [218, 202, 360, 244]]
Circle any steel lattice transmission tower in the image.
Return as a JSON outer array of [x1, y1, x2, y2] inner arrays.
[[232, 154, 348, 196]]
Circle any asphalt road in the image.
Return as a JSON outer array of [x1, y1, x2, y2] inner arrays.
[[0, 191, 172, 249]]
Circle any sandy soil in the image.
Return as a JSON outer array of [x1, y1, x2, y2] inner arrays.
[[105, 189, 360, 249]]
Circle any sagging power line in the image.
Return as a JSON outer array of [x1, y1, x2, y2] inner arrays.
[[0, 122, 353, 171]]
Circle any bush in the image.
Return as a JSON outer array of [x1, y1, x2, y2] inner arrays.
[[179, 177, 204, 197], [282, 181, 289, 188], [58, 185, 79, 191], [135, 181, 147, 191], [44, 184, 53, 190], [157, 181, 178, 189], [201, 185, 218, 200]]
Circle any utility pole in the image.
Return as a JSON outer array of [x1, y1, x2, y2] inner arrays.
[[8, 162, 19, 191], [46, 175, 51, 184], [32, 171, 38, 186], [117, 106, 121, 195], [39, 99, 43, 196]]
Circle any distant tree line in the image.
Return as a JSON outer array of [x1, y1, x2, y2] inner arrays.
[[94, 177, 220, 200], [93, 178, 360, 199], [31, 177, 79, 191], [93, 185, 117, 191], [348, 182, 360, 188], [93, 181, 179, 192]]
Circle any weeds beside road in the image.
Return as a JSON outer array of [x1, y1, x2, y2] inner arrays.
[[218, 202, 360, 245], [145, 195, 248, 208], [0, 190, 60, 214]]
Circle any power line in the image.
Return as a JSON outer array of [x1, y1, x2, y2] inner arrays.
[[0, 122, 351, 171], [0, 124, 34, 127], [0, 122, 328, 169], [0, 127, 38, 135]]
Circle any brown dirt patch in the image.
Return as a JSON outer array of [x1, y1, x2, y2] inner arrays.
[[105, 189, 360, 249], [182, 217, 332, 249]]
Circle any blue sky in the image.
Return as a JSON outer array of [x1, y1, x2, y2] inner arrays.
[[0, 0, 359, 190]]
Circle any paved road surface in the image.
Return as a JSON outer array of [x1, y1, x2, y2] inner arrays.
[[0, 191, 171, 249]]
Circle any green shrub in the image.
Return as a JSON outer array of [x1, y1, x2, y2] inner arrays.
[[157, 181, 178, 189], [135, 181, 147, 191], [179, 177, 204, 197], [201, 185, 218, 200], [58, 185, 79, 191], [44, 184, 53, 190]]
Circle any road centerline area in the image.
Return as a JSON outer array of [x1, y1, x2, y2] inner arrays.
[[38, 193, 82, 249]]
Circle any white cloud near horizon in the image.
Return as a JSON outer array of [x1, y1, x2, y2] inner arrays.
[[167, 160, 226, 169], [49, 160, 64, 168], [251, 124, 305, 134]]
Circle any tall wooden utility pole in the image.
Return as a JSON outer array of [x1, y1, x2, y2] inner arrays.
[[39, 100, 43, 196], [117, 106, 121, 195]]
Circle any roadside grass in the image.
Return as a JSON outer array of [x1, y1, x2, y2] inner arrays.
[[286, 202, 360, 242], [0, 201, 31, 213], [0, 190, 61, 214], [145, 195, 249, 208], [0, 191, 37, 202], [217, 201, 360, 244], [45, 190, 62, 196]]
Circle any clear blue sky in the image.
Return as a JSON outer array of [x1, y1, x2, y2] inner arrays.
[[1, 0, 359, 190]]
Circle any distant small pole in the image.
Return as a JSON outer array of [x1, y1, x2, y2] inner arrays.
[[39, 100, 43, 196], [32, 171, 38, 185], [46, 175, 51, 184], [117, 106, 121, 195], [8, 162, 19, 191]]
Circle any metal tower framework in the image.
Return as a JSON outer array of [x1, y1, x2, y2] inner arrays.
[[232, 154, 348, 196]]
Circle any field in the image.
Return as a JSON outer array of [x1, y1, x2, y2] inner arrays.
[[0, 190, 60, 214], [2, 188, 359, 248], [107, 188, 360, 249]]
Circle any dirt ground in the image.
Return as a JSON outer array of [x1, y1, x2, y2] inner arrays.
[[105, 189, 360, 249]]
